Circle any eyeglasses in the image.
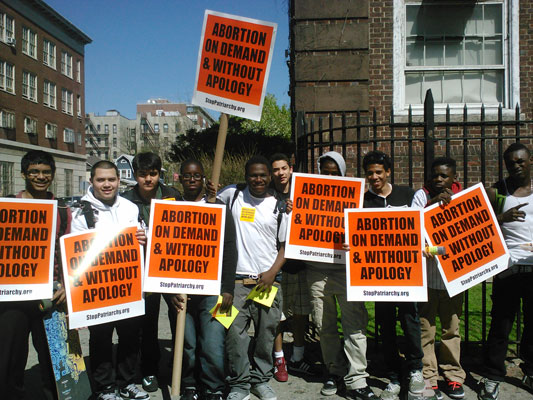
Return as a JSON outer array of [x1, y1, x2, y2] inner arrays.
[[182, 173, 204, 181], [27, 169, 53, 177]]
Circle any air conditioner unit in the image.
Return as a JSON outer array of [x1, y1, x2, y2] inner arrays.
[[6, 37, 16, 46]]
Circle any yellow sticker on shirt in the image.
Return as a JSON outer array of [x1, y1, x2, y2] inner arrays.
[[240, 207, 256, 222]]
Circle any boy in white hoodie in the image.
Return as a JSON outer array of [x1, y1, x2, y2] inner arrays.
[[71, 161, 149, 400]]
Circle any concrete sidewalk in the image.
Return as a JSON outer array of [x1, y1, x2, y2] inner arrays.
[[25, 300, 533, 399]]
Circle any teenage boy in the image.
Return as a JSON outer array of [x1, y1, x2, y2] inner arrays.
[[0, 150, 71, 400], [362, 151, 424, 400], [479, 143, 533, 400], [71, 161, 149, 400], [170, 158, 237, 400], [122, 152, 182, 392], [307, 151, 376, 400], [270, 153, 315, 381], [411, 157, 465, 400], [217, 155, 287, 400]]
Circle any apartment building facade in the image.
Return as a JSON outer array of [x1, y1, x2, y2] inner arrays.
[[0, 0, 91, 197]]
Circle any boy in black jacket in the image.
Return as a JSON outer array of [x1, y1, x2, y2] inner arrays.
[[362, 151, 424, 400]]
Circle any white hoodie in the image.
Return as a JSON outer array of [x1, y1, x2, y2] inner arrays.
[[71, 186, 140, 232]]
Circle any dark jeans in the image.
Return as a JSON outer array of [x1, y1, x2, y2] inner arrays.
[[484, 272, 533, 381], [89, 316, 142, 392], [141, 293, 178, 377], [376, 301, 424, 381], [182, 295, 226, 394], [0, 301, 56, 400]]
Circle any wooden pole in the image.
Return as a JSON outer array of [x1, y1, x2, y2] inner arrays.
[[208, 113, 229, 203], [170, 113, 228, 397], [170, 296, 187, 397]]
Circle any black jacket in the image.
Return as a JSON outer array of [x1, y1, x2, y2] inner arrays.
[[363, 185, 415, 208]]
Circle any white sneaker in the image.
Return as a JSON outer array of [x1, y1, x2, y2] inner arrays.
[[119, 383, 150, 399], [250, 383, 277, 400], [408, 370, 425, 394], [380, 382, 401, 400]]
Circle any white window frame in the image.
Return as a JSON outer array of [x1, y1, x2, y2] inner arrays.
[[76, 60, 81, 83], [43, 39, 56, 69], [0, 161, 14, 197], [45, 122, 57, 139], [0, 13, 15, 43], [43, 80, 56, 109], [77, 95, 81, 117], [61, 51, 73, 78], [0, 109, 15, 128], [22, 27, 37, 58], [63, 128, 75, 143], [22, 71, 37, 102], [393, 0, 519, 115], [62, 88, 73, 115], [24, 116, 37, 134], [0, 60, 14, 94]]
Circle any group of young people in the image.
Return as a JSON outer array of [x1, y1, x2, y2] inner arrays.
[[1, 143, 532, 400]]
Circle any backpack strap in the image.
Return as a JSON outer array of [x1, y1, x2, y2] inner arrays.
[[56, 199, 69, 238], [230, 183, 247, 210], [81, 200, 96, 229]]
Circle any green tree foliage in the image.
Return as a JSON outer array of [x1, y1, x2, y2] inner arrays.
[[167, 94, 292, 162]]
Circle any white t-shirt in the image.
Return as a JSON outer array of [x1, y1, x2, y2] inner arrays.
[[218, 185, 287, 276], [500, 192, 533, 265]]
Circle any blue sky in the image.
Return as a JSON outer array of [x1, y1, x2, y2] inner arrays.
[[45, 0, 291, 120]]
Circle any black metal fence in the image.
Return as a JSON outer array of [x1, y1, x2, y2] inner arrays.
[[295, 89, 533, 348]]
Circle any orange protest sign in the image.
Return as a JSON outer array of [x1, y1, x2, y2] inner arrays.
[[192, 10, 277, 121], [61, 225, 144, 329], [285, 173, 365, 264], [345, 208, 427, 302], [423, 183, 509, 296], [144, 201, 225, 295], [0, 199, 56, 301]]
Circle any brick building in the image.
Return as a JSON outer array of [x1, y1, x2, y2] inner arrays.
[[0, 0, 91, 197], [290, 0, 532, 188]]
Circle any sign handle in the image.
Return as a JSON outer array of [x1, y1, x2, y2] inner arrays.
[[170, 295, 188, 397], [208, 113, 228, 203]]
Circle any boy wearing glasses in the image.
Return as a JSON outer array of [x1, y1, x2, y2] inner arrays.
[[122, 152, 183, 392], [0, 150, 71, 400]]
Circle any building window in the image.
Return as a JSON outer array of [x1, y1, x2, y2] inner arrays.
[[61, 89, 73, 115], [77, 95, 81, 117], [394, 0, 518, 112], [63, 128, 75, 143], [0, 60, 15, 94], [0, 110, 15, 128], [154, 123, 159, 133], [76, 60, 81, 82], [43, 39, 56, 69], [22, 27, 37, 58], [0, 13, 15, 43], [24, 116, 37, 134], [163, 123, 169, 133], [43, 80, 56, 109], [61, 51, 73, 78], [104, 124, 109, 134], [175, 122, 180, 132], [77, 132, 82, 146], [113, 137, 117, 146], [113, 124, 117, 134], [113, 151, 118, 159], [45, 122, 57, 139], [22, 71, 37, 102], [65, 169, 73, 197], [97, 124, 101, 132], [0, 161, 14, 196]]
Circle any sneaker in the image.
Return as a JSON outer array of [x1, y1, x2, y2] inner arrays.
[[142, 376, 158, 393], [443, 380, 465, 399], [96, 393, 121, 400], [346, 385, 378, 400], [408, 370, 425, 394], [274, 356, 288, 382], [226, 391, 250, 400], [250, 383, 277, 400], [478, 378, 500, 400], [180, 387, 198, 400], [119, 384, 150, 400], [321, 376, 341, 396], [432, 386, 443, 400], [288, 359, 320, 376], [379, 382, 401, 400]]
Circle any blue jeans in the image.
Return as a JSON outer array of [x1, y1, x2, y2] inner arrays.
[[182, 295, 226, 394]]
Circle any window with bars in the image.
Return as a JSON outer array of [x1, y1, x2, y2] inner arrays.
[[65, 169, 73, 197], [0, 161, 14, 197]]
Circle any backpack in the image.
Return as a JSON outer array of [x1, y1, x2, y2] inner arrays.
[[80, 200, 96, 229]]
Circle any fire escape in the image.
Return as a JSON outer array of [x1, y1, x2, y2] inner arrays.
[[140, 114, 159, 152]]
